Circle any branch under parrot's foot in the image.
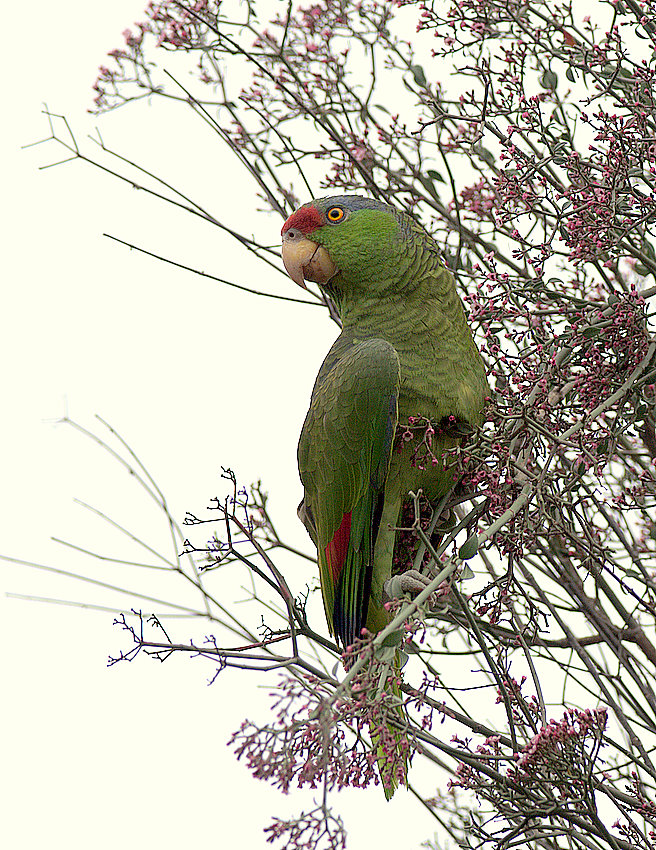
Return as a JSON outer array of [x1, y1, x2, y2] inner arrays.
[[384, 570, 434, 601]]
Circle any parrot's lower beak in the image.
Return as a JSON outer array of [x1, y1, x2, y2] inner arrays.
[[282, 233, 337, 289]]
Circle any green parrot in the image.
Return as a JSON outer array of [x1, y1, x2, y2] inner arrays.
[[281, 195, 488, 794]]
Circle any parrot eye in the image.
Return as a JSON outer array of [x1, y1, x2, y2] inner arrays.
[[326, 206, 345, 223]]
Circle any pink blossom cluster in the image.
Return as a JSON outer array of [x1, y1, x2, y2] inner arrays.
[[264, 806, 346, 850], [450, 705, 608, 809], [509, 707, 607, 780], [231, 632, 413, 799], [230, 674, 379, 794], [91, 0, 213, 110]]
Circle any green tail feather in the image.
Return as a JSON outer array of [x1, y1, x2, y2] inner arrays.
[[370, 652, 409, 799]]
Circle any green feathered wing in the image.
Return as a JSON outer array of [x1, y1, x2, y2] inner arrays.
[[298, 333, 400, 646]]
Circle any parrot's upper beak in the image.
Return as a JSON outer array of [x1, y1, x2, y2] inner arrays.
[[282, 229, 337, 290]]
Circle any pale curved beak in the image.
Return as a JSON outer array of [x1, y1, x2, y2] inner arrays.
[[282, 232, 337, 290]]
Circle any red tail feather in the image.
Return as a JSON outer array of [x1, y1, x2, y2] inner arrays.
[[325, 512, 352, 583]]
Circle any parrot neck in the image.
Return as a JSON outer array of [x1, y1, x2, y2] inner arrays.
[[334, 269, 462, 346]]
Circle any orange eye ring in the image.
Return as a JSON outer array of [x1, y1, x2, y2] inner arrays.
[[326, 206, 345, 222]]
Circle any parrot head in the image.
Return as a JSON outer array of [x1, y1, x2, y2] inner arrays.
[[281, 196, 406, 292]]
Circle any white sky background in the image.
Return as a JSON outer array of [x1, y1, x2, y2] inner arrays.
[[1, 2, 453, 848]]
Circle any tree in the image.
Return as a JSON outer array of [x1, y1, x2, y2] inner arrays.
[[18, 0, 656, 847]]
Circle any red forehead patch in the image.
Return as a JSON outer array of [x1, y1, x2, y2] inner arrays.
[[281, 204, 324, 235]]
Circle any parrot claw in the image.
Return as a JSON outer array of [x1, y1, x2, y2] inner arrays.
[[384, 570, 434, 600]]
